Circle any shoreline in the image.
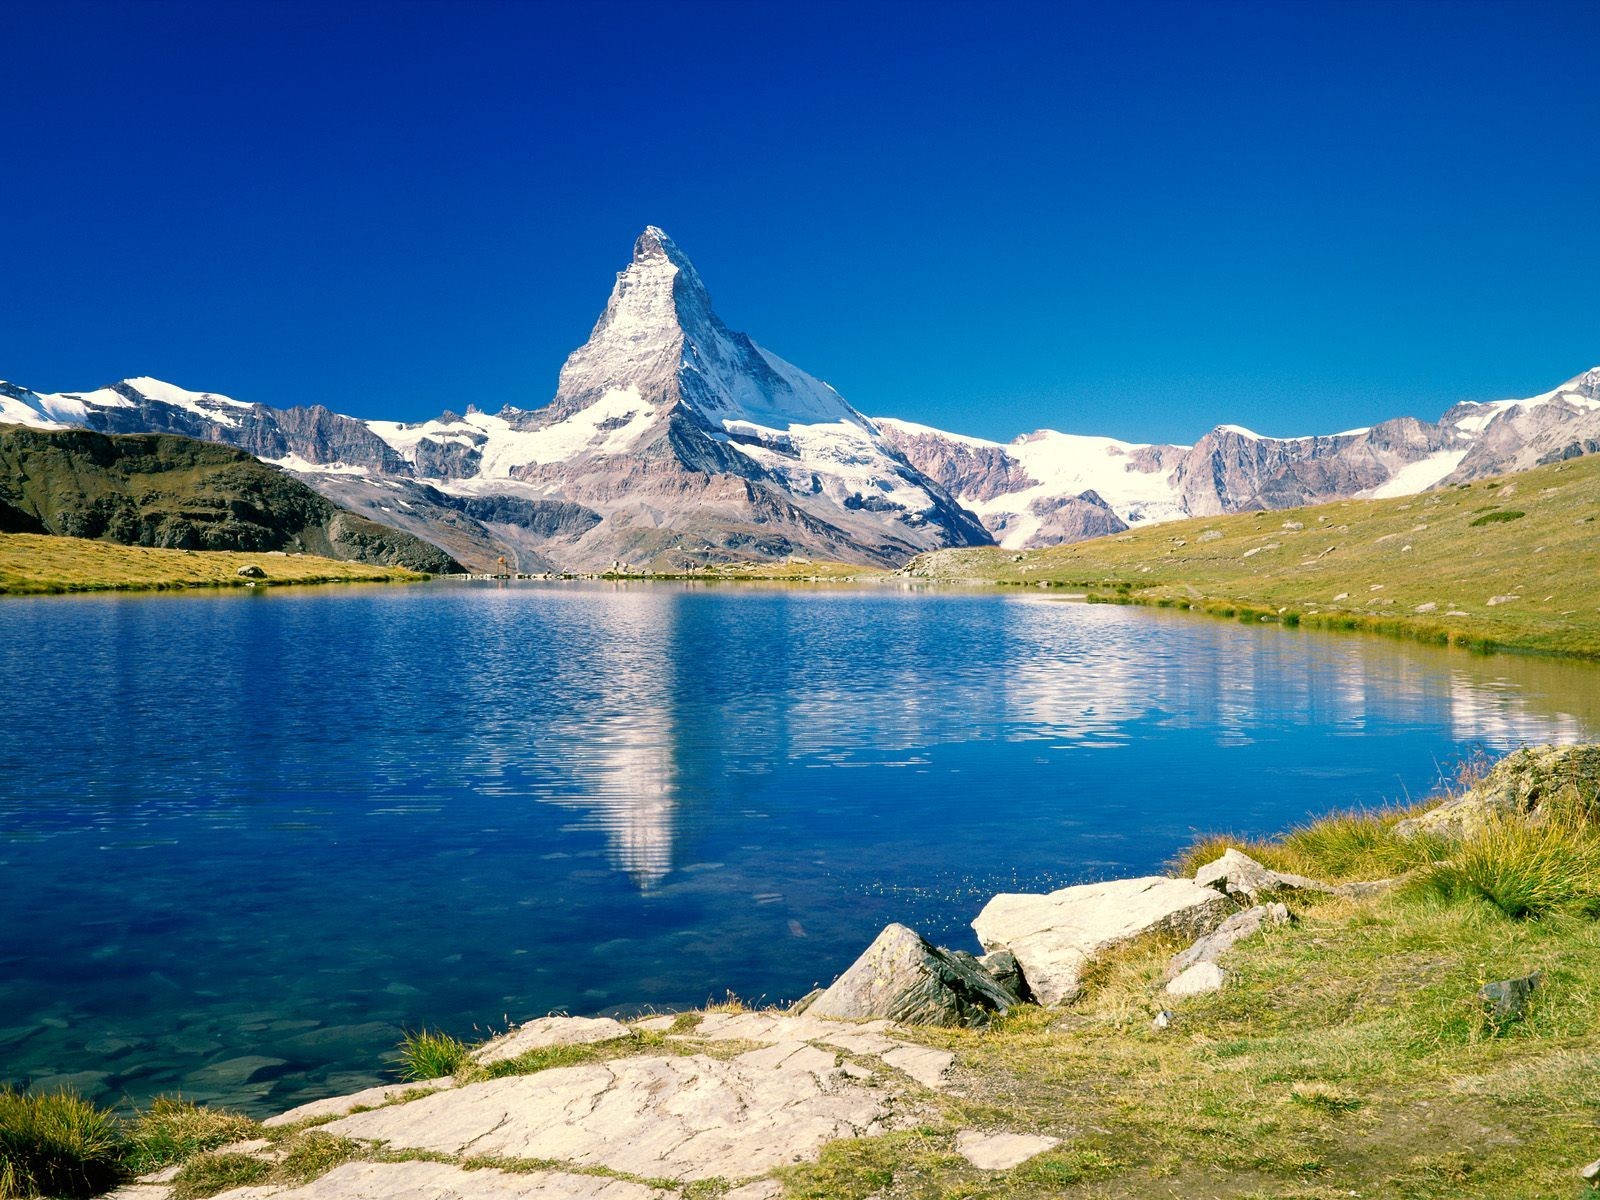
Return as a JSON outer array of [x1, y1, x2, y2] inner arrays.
[[16, 744, 1594, 1199]]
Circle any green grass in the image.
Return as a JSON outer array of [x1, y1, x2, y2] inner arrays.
[[907, 453, 1600, 659], [169, 1152, 272, 1200], [394, 1029, 471, 1081], [0, 533, 424, 595], [122, 1097, 259, 1176], [0, 1089, 125, 1199], [1419, 815, 1600, 919]]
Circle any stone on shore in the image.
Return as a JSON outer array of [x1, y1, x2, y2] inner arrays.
[[954, 1129, 1062, 1170], [973, 876, 1236, 1005], [1393, 744, 1600, 841], [327, 1052, 898, 1182], [807, 923, 1015, 1027], [1194, 849, 1330, 900], [1165, 903, 1289, 981], [472, 1016, 632, 1065]]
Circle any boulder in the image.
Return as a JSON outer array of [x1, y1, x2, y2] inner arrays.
[[472, 1016, 631, 1065], [1165, 903, 1289, 981], [1394, 745, 1600, 841], [1580, 1158, 1600, 1183], [972, 876, 1236, 1006], [1194, 849, 1330, 900], [1477, 972, 1541, 1023], [235, 564, 267, 578], [806, 923, 1015, 1027], [976, 949, 1031, 1003], [1165, 961, 1227, 997]]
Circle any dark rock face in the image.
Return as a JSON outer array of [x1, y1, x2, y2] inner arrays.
[[0, 425, 460, 573], [806, 922, 1017, 1028]]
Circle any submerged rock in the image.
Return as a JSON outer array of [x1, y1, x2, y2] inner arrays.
[[973, 876, 1236, 1005], [1394, 745, 1600, 841], [807, 923, 1015, 1027]]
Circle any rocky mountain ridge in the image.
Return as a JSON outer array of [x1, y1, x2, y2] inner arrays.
[[4, 228, 1596, 565], [0, 424, 459, 573]]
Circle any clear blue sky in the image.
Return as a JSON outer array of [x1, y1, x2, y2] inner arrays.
[[3, 0, 1597, 444]]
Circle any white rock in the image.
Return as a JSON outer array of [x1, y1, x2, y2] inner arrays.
[[631, 1015, 676, 1033], [1165, 903, 1289, 981], [327, 1053, 896, 1182], [1194, 849, 1328, 900], [263, 1079, 456, 1128], [212, 1160, 665, 1200], [1165, 961, 1227, 997], [473, 1016, 632, 1065], [954, 1129, 1061, 1170], [972, 876, 1236, 1005]]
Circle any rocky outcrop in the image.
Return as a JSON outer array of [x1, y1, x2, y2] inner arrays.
[[972, 876, 1237, 1005], [805, 923, 1016, 1027], [1393, 744, 1600, 840], [1194, 848, 1331, 900]]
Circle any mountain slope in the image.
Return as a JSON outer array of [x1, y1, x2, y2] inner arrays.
[[0, 230, 991, 571], [878, 366, 1600, 548], [0, 424, 460, 572], [4, 229, 1595, 561], [907, 451, 1600, 658]]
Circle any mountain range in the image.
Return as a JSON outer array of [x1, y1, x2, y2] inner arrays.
[[4, 227, 1597, 570]]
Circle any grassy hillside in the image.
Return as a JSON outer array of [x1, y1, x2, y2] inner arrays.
[[909, 454, 1600, 659], [0, 424, 459, 573], [0, 534, 421, 595]]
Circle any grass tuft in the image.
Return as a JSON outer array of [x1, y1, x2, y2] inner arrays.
[[0, 1088, 125, 1200], [1416, 815, 1600, 919], [169, 1152, 271, 1200], [123, 1096, 258, 1176], [395, 1029, 471, 1081]]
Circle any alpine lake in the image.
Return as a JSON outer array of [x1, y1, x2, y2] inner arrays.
[[3, 581, 1598, 1116]]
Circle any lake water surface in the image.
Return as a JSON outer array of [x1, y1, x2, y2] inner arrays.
[[3, 582, 1598, 1114]]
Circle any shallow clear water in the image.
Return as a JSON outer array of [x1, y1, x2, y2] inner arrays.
[[2, 582, 1597, 1113]]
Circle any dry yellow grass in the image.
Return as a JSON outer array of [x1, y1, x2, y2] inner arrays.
[[0, 534, 422, 595]]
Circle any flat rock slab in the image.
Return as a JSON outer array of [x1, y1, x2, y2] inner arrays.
[[327, 1052, 898, 1182], [679, 1012, 954, 1089], [474, 1017, 632, 1065], [973, 876, 1236, 1005], [264, 1079, 456, 1128], [211, 1160, 666, 1200], [954, 1129, 1062, 1170], [1165, 903, 1289, 981]]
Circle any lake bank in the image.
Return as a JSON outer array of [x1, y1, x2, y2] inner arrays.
[[904, 453, 1600, 662], [0, 534, 427, 595]]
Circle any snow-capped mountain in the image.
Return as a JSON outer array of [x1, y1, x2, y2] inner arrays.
[[877, 368, 1600, 549], [3, 227, 1597, 565], [0, 229, 990, 571]]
